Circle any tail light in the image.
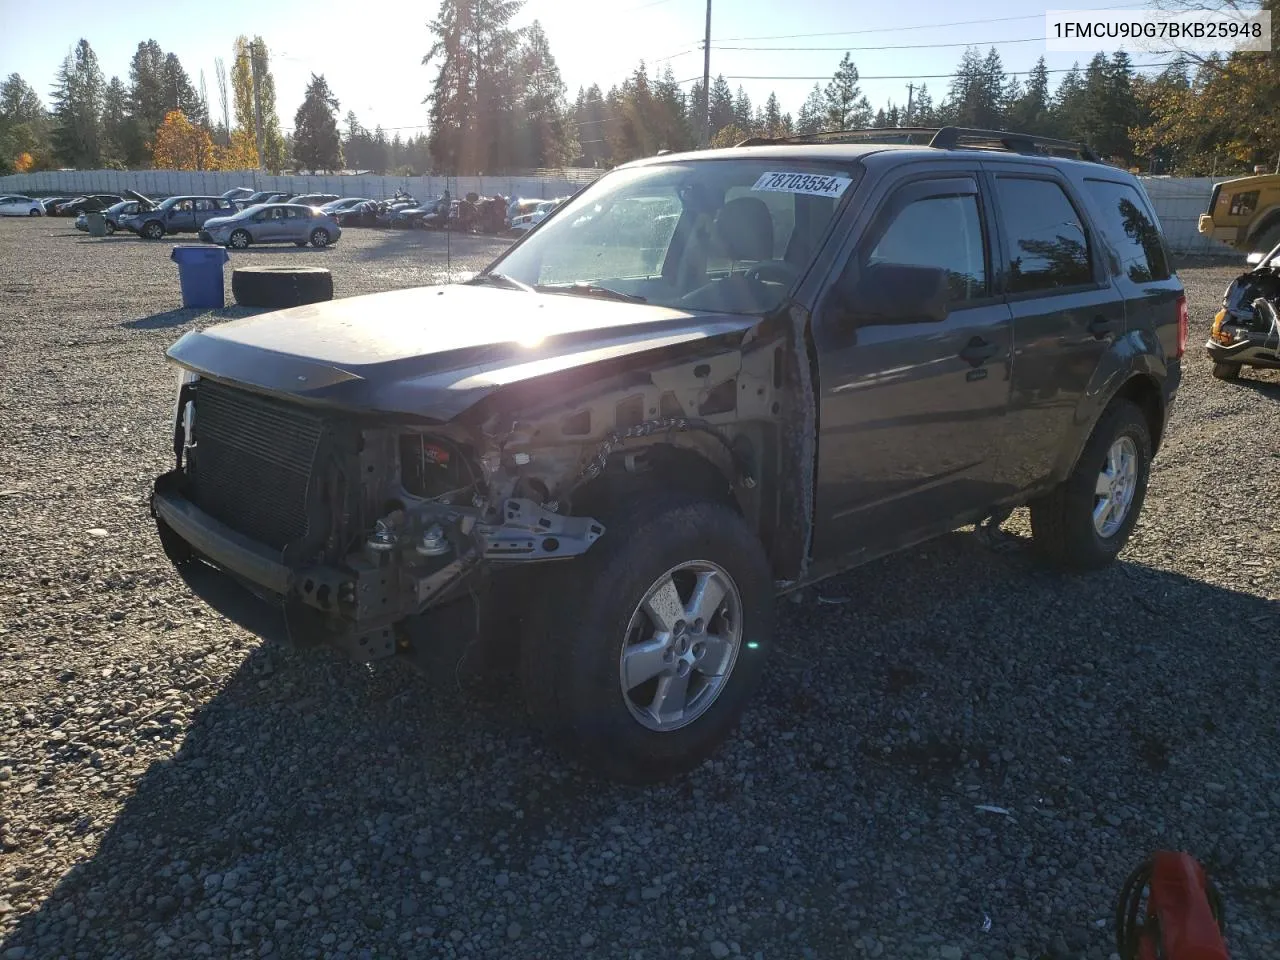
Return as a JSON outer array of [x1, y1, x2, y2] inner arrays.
[[1175, 293, 1188, 359]]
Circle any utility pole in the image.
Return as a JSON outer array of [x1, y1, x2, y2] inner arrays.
[[250, 39, 265, 171], [905, 83, 915, 126], [700, 0, 712, 147]]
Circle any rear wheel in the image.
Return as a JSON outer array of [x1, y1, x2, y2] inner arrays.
[[143, 220, 164, 240], [1211, 361, 1242, 381], [310, 228, 330, 247], [1250, 222, 1280, 256], [520, 494, 773, 783], [1029, 399, 1151, 571], [228, 229, 251, 249]]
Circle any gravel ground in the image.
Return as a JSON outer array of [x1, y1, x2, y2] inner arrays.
[[1, 218, 1277, 960]]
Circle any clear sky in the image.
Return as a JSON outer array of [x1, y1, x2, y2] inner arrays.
[[0, 0, 1176, 137]]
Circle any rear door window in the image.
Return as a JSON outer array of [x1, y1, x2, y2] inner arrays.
[[1083, 179, 1171, 282], [993, 177, 1093, 294]]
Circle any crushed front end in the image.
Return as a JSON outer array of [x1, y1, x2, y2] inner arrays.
[[150, 374, 603, 660], [1207, 260, 1280, 372]]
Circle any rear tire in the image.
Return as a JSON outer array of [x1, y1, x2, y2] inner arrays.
[[1250, 222, 1280, 256], [520, 494, 774, 783], [231, 265, 334, 308], [1029, 399, 1151, 572], [1211, 361, 1242, 381]]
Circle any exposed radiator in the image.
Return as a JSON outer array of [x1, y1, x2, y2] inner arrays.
[[188, 380, 325, 550]]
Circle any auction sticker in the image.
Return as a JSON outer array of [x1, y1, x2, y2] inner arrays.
[[751, 171, 852, 198]]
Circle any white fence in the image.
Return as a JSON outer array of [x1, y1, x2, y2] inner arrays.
[[0, 169, 1236, 256], [0, 169, 591, 203]]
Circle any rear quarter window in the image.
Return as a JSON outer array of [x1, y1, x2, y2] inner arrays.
[[1083, 179, 1171, 283]]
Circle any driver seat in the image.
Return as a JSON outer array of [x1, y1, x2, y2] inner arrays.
[[712, 196, 775, 264]]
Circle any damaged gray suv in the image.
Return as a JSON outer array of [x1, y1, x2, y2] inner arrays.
[[152, 127, 1186, 783]]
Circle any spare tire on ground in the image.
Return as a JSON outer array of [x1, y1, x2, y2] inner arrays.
[[231, 265, 334, 309]]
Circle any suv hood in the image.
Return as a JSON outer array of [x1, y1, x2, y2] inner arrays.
[[167, 284, 757, 421]]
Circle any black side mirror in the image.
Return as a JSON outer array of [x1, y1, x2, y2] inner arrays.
[[837, 261, 951, 326]]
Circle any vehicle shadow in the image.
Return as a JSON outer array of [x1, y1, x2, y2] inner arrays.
[[120, 305, 263, 329], [227, 246, 328, 256], [2, 529, 1277, 958], [1235, 371, 1280, 399]]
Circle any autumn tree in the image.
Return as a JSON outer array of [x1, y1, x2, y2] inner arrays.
[[0, 73, 52, 172], [151, 109, 215, 170]]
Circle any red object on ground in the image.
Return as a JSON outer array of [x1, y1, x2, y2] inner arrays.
[[1137, 851, 1229, 960]]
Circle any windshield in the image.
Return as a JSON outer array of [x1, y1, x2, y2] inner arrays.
[[488, 158, 860, 314]]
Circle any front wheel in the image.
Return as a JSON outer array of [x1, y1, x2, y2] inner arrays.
[[228, 230, 251, 249], [520, 494, 774, 783], [28, 208, 40, 217], [142, 220, 164, 240], [1029, 399, 1152, 571], [104, 221, 115, 234], [310, 228, 330, 247], [1211, 361, 1242, 381]]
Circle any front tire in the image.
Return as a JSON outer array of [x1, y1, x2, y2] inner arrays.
[[28, 208, 40, 217], [520, 494, 774, 783], [229, 230, 251, 249], [1211, 361, 1242, 381], [310, 228, 330, 247], [1029, 399, 1151, 571], [143, 220, 164, 240]]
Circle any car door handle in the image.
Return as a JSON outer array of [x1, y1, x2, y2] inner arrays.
[[959, 337, 999, 366], [1089, 316, 1117, 339]]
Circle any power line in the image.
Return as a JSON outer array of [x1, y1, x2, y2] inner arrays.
[[713, 37, 1049, 53], [711, 1, 1156, 42], [672, 58, 1209, 83]]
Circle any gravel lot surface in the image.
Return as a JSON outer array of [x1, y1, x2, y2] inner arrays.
[[1, 218, 1277, 960]]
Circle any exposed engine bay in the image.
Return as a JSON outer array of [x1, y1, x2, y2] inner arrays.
[[1208, 253, 1280, 373]]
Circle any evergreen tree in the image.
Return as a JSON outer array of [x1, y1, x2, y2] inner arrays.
[[653, 67, 693, 152], [824, 54, 872, 130], [909, 84, 934, 126], [574, 83, 612, 166], [0, 73, 52, 172], [425, 0, 525, 174], [762, 92, 783, 138], [516, 20, 577, 168], [872, 108, 888, 128], [292, 73, 342, 172], [796, 83, 825, 135], [732, 85, 753, 131], [51, 40, 105, 168], [1051, 63, 1085, 140], [946, 46, 1005, 128], [251, 40, 287, 172], [126, 39, 166, 163], [708, 75, 735, 136], [1008, 57, 1051, 133], [100, 77, 129, 167], [162, 53, 204, 125]]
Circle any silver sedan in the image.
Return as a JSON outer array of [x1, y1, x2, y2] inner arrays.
[[199, 203, 342, 249]]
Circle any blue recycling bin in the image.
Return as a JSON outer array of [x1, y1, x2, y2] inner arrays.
[[170, 245, 230, 309]]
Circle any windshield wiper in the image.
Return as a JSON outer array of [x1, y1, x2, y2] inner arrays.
[[534, 283, 647, 303], [466, 272, 534, 292]]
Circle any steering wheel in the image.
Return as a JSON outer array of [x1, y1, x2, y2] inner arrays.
[[745, 261, 801, 286]]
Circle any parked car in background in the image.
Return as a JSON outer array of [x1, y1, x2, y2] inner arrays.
[[507, 198, 563, 236], [121, 196, 236, 239], [74, 200, 150, 234], [41, 196, 74, 215], [244, 190, 295, 206], [221, 187, 255, 203], [199, 202, 342, 248], [0, 195, 44, 216], [290, 193, 341, 209], [1206, 242, 1280, 380], [55, 195, 124, 216], [332, 200, 380, 228], [319, 197, 371, 215]]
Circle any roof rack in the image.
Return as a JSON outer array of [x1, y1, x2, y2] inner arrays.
[[734, 125, 1101, 163]]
